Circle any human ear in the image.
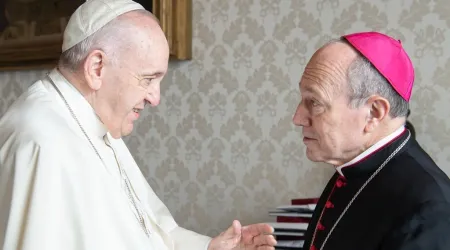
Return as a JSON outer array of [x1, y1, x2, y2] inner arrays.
[[83, 50, 106, 90], [364, 95, 390, 132]]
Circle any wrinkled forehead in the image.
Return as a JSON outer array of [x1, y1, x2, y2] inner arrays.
[[300, 43, 358, 97], [299, 58, 346, 99], [141, 38, 169, 67], [126, 24, 169, 76]]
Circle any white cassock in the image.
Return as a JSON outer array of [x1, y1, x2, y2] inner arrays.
[[0, 69, 211, 250]]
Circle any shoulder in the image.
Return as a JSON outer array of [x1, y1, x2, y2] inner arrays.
[[0, 81, 79, 165], [382, 139, 450, 206]]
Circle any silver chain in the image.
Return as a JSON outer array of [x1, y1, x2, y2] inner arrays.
[[107, 139, 149, 236], [47, 75, 150, 237], [311, 131, 411, 250]]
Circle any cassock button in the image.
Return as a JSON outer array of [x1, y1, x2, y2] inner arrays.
[[336, 178, 347, 188], [317, 222, 325, 231], [325, 201, 334, 208], [310, 245, 318, 250]]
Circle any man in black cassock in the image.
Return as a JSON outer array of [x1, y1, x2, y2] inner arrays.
[[292, 31, 450, 250]]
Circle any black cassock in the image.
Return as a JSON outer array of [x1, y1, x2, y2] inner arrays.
[[303, 129, 450, 250]]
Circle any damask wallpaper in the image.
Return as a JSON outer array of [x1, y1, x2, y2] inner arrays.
[[0, 0, 449, 237]]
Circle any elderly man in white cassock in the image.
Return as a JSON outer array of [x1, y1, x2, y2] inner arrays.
[[0, 0, 277, 250]]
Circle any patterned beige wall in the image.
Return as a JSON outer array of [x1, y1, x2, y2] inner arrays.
[[0, 0, 449, 237]]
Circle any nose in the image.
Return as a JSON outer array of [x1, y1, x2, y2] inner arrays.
[[292, 102, 310, 127], [145, 81, 161, 107]]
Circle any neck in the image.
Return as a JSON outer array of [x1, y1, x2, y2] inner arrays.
[[58, 66, 118, 137], [58, 66, 97, 108], [335, 118, 407, 167], [364, 118, 406, 150]]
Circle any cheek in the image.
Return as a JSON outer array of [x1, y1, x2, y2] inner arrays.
[[311, 115, 334, 138], [119, 85, 148, 109], [320, 129, 340, 152], [312, 116, 343, 150], [333, 115, 365, 148]]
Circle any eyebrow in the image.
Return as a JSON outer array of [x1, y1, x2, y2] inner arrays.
[[140, 71, 165, 78], [300, 83, 322, 97]]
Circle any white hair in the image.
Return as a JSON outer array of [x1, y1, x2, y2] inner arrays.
[[58, 9, 157, 71]]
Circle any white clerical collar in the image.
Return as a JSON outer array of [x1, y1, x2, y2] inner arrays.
[[47, 68, 108, 139], [336, 125, 406, 177]]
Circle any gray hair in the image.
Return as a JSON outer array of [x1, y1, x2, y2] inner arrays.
[[326, 38, 409, 118], [58, 20, 119, 71], [58, 9, 157, 71]]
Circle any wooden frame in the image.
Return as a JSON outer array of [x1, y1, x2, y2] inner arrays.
[[153, 0, 192, 61], [0, 0, 192, 71]]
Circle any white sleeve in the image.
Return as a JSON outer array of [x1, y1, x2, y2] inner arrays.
[[169, 226, 212, 250]]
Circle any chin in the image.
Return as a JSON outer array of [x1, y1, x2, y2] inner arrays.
[[109, 131, 123, 139], [108, 126, 133, 139], [305, 148, 324, 163], [120, 124, 134, 137]]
